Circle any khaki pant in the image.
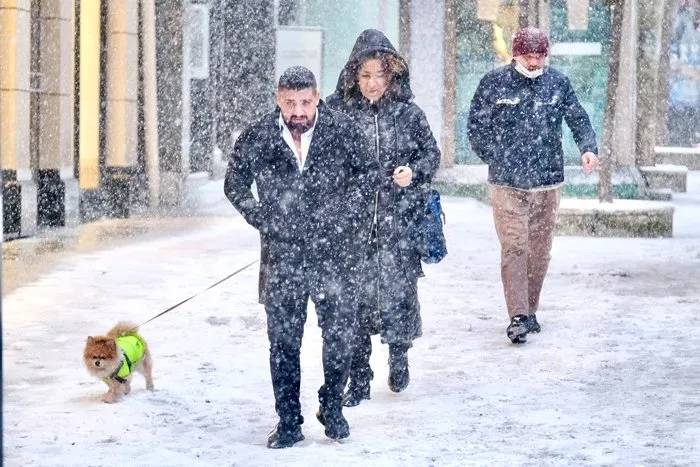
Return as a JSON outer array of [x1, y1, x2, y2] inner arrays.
[[490, 185, 561, 318]]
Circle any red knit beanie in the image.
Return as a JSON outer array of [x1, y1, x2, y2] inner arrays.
[[512, 27, 549, 56]]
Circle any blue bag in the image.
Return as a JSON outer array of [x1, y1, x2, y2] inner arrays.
[[419, 189, 447, 264]]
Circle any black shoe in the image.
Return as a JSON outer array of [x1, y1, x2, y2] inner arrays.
[[343, 379, 371, 407], [527, 314, 541, 333], [343, 369, 373, 407], [266, 423, 304, 449], [507, 314, 529, 344], [388, 347, 410, 393], [316, 405, 350, 440]]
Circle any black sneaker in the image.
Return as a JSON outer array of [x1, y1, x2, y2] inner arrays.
[[316, 406, 350, 440], [507, 314, 529, 344], [343, 378, 372, 407], [527, 314, 541, 333], [266, 423, 304, 449]]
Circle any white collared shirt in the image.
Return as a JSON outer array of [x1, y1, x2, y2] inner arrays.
[[278, 112, 318, 173]]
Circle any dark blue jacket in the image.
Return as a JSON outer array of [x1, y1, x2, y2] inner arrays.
[[468, 63, 598, 189]]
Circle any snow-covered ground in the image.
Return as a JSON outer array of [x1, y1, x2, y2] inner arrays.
[[3, 174, 700, 466]]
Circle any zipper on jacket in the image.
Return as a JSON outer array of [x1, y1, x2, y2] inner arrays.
[[391, 113, 408, 271], [373, 112, 382, 317], [368, 192, 378, 247], [366, 112, 381, 247]]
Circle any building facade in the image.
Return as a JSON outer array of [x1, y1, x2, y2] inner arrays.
[[3, 0, 692, 239], [1, 0, 276, 240]]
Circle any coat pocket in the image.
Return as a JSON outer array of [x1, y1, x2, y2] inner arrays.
[[494, 97, 521, 127]]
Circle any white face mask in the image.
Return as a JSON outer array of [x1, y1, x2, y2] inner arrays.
[[514, 60, 543, 79]]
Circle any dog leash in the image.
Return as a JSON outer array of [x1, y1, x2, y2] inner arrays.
[[130, 258, 259, 331]]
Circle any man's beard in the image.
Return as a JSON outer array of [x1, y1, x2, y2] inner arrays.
[[284, 116, 313, 134]]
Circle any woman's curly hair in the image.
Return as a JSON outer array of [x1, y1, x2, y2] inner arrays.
[[343, 51, 407, 100]]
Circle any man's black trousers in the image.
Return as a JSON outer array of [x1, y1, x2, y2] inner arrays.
[[264, 273, 355, 428]]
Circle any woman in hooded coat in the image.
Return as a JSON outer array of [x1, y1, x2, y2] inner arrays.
[[326, 29, 441, 406]]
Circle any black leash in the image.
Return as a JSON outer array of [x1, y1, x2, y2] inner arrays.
[[130, 259, 259, 332]]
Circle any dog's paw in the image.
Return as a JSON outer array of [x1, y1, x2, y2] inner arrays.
[[102, 394, 118, 404], [146, 382, 154, 391]]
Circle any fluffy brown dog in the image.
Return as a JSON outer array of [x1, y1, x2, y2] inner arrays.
[[83, 322, 154, 403]]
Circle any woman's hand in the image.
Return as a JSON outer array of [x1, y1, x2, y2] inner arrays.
[[393, 166, 413, 187]]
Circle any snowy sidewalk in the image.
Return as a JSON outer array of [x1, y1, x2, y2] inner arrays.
[[3, 175, 700, 466]]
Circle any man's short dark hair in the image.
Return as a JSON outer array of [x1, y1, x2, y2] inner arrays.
[[278, 66, 317, 91]]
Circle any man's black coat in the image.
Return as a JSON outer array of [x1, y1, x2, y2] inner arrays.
[[224, 102, 379, 304]]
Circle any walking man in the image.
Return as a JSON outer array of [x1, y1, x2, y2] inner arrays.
[[468, 27, 599, 343], [224, 66, 378, 447]]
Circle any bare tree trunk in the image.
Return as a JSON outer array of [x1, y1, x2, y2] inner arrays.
[[655, 0, 677, 146], [399, 0, 411, 63], [518, 0, 528, 27], [539, 0, 551, 34], [635, 0, 664, 167], [599, 0, 624, 203], [441, 0, 457, 168], [518, 0, 538, 27]]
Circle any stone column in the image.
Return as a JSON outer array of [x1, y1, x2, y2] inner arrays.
[[538, 0, 551, 34], [398, 0, 411, 60], [209, 0, 275, 176], [636, 0, 683, 193], [518, 0, 539, 27], [155, 0, 188, 207], [37, 0, 79, 227], [77, 0, 101, 194], [409, 0, 447, 161], [635, 0, 664, 167], [104, 0, 139, 217], [655, 0, 677, 146], [441, 0, 457, 168], [409, 0, 458, 167], [609, 0, 648, 197], [141, 0, 160, 207], [612, 0, 638, 168], [1, 0, 37, 238]]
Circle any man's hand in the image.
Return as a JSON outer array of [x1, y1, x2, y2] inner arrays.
[[581, 152, 599, 173], [393, 166, 413, 187]]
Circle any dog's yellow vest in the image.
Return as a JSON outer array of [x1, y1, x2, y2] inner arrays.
[[104, 334, 146, 383]]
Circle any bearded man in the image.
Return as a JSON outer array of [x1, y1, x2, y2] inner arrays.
[[224, 66, 378, 448]]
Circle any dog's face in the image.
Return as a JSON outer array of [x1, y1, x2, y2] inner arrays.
[[83, 336, 121, 378]]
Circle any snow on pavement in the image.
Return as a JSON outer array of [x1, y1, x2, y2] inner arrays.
[[2, 177, 700, 466]]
